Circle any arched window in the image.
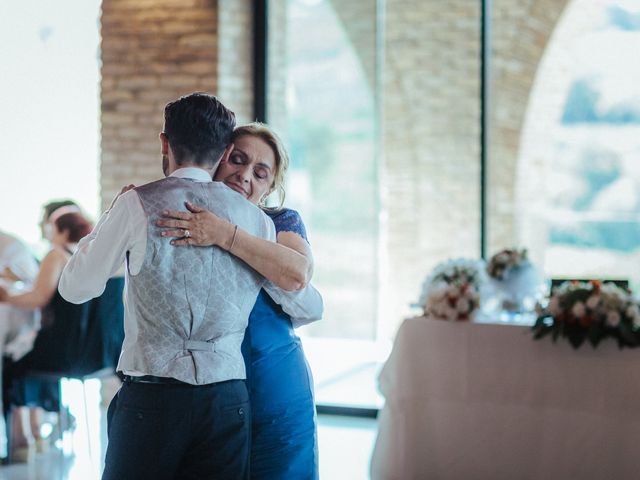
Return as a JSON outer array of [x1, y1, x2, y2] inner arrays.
[[514, 0, 640, 289]]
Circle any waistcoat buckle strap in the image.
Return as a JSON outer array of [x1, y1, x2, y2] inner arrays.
[[184, 339, 216, 352]]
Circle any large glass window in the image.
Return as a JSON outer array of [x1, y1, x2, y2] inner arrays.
[[488, 0, 640, 289], [268, 0, 380, 340], [268, 0, 640, 410], [267, 0, 383, 408], [268, 0, 482, 409], [0, 0, 101, 255]]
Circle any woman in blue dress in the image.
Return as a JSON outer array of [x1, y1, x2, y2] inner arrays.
[[158, 123, 320, 479]]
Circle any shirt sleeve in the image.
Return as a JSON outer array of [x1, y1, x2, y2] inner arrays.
[[260, 210, 277, 242], [262, 280, 324, 328], [59, 190, 143, 304], [90, 207, 111, 234]]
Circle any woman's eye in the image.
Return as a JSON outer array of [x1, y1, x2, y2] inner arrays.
[[255, 169, 268, 180], [230, 154, 243, 164]]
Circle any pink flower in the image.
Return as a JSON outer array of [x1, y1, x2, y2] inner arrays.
[[586, 295, 600, 310], [571, 302, 586, 319], [606, 311, 621, 327]]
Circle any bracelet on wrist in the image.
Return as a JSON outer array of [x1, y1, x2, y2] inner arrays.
[[228, 225, 239, 251]]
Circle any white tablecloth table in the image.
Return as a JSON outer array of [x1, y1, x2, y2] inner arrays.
[[371, 317, 640, 480]]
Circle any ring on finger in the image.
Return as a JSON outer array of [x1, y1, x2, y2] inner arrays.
[[184, 229, 191, 238]]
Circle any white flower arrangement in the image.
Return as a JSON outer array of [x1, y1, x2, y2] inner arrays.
[[416, 258, 485, 321], [484, 247, 547, 314], [486, 248, 528, 280]]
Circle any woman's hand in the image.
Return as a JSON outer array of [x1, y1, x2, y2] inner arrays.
[[109, 184, 136, 211], [157, 202, 235, 248]]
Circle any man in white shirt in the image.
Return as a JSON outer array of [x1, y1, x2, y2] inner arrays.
[[59, 93, 323, 479]]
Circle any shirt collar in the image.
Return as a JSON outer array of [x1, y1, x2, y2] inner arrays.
[[169, 167, 212, 183]]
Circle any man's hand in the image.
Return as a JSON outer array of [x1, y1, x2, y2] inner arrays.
[[156, 202, 235, 248]]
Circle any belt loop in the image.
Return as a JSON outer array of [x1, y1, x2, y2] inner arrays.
[[184, 340, 216, 352]]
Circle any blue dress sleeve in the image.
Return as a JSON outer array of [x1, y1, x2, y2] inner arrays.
[[267, 208, 308, 243]]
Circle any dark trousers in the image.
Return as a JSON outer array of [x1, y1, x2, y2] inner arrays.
[[102, 379, 250, 480]]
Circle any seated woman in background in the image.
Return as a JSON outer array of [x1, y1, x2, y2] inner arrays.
[[158, 123, 320, 479], [0, 202, 92, 463]]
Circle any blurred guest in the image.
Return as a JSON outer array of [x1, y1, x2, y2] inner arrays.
[[0, 230, 39, 460], [39, 200, 79, 244], [0, 203, 91, 462]]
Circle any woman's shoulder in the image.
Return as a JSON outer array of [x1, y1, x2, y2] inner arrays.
[[265, 208, 308, 239], [44, 246, 66, 261], [41, 246, 71, 267], [265, 207, 300, 221]]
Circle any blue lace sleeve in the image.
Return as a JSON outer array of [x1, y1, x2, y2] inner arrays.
[[267, 208, 309, 243]]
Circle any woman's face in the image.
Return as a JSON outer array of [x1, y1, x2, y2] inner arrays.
[[40, 212, 52, 241], [214, 135, 276, 205]]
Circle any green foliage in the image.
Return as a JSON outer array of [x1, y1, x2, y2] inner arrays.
[[288, 114, 377, 234]]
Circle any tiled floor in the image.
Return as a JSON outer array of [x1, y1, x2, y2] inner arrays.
[[303, 337, 391, 409], [0, 379, 379, 480], [317, 415, 378, 480]]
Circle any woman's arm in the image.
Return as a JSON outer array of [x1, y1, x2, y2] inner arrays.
[[0, 249, 67, 309], [157, 203, 313, 291]]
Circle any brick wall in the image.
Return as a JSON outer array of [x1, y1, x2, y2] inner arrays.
[[488, 0, 570, 254], [217, 0, 253, 124], [378, 0, 482, 333], [100, 0, 253, 211]]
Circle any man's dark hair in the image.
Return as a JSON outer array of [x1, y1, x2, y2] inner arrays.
[[43, 199, 78, 220], [163, 92, 236, 167]]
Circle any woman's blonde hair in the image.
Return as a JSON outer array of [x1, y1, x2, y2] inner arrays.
[[231, 122, 289, 208]]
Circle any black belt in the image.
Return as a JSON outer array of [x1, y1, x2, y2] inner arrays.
[[122, 374, 187, 385]]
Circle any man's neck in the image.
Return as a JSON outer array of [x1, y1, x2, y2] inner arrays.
[[170, 160, 221, 179]]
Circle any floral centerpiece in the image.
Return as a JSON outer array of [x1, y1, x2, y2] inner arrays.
[[416, 258, 484, 321], [532, 280, 640, 349], [484, 248, 547, 314]]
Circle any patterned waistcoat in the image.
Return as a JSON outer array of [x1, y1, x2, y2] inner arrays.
[[119, 176, 269, 385]]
